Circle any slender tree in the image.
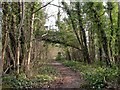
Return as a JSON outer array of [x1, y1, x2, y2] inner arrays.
[[2, 3, 9, 71]]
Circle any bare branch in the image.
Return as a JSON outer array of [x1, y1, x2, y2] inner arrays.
[[32, 0, 54, 14], [3, 65, 13, 74], [49, 3, 64, 9]]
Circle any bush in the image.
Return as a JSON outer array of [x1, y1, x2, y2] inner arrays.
[[83, 66, 118, 89], [56, 52, 64, 61]]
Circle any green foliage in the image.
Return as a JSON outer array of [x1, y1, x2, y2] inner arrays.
[[62, 60, 118, 89], [38, 66, 59, 76], [56, 52, 64, 61], [2, 59, 60, 89], [63, 60, 79, 68], [62, 60, 89, 71], [83, 66, 118, 89], [2, 74, 32, 89], [2, 72, 55, 89], [34, 75, 53, 82]]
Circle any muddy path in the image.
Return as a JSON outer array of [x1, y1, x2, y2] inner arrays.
[[43, 61, 85, 88]]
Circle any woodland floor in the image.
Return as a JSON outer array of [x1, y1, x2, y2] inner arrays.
[[42, 60, 85, 88]]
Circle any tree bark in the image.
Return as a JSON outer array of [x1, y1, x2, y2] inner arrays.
[[89, 28, 95, 62], [76, 2, 91, 64], [62, 2, 86, 62], [16, 2, 24, 75], [2, 3, 8, 71], [107, 2, 114, 61], [27, 3, 35, 74], [89, 2, 111, 66], [117, 2, 120, 85]]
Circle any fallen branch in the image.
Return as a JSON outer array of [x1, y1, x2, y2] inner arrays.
[[3, 65, 13, 74]]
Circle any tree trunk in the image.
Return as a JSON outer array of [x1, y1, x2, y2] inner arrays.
[[76, 2, 91, 64], [19, 2, 25, 70], [2, 3, 8, 71], [107, 2, 114, 61], [27, 3, 35, 74], [9, 14, 16, 69], [66, 48, 71, 60], [62, 2, 88, 63], [5, 45, 14, 73], [99, 46, 102, 61], [16, 2, 24, 75], [117, 2, 120, 85], [88, 28, 95, 62], [89, 2, 111, 66]]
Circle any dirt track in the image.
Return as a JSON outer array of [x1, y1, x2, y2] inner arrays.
[[43, 61, 85, 88]]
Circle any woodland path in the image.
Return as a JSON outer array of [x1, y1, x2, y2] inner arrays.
[[43, 61, 85, 88]]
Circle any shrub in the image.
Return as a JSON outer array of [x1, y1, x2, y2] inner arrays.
[[83, 66, 118, 89], [56, 52, 64, 61]]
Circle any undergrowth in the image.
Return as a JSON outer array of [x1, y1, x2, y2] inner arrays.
[[61, 60, 118, 90], [2, 60, 59, 89], [38, 66, 59, 76]]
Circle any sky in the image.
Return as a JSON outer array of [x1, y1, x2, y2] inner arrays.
[[0, 1, 62, 31], [43, 0, 69, 30], [44, 0, 59, 30], [43, 0, 108, 30]]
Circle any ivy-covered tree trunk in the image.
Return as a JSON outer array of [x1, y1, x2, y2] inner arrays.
[[66, 48, 71, 60], [62, 2, 91, 63], [107, 2, 114, 61], [20, 2, 25, 69], [89, 2, 111, 66], [2, 3, 8, 71], [117, 1, 120, 85], [9, 10, 16, 70], [76, 2, 91, 64], [16, 2, 23, 75], [88, 27, 95, 62]]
